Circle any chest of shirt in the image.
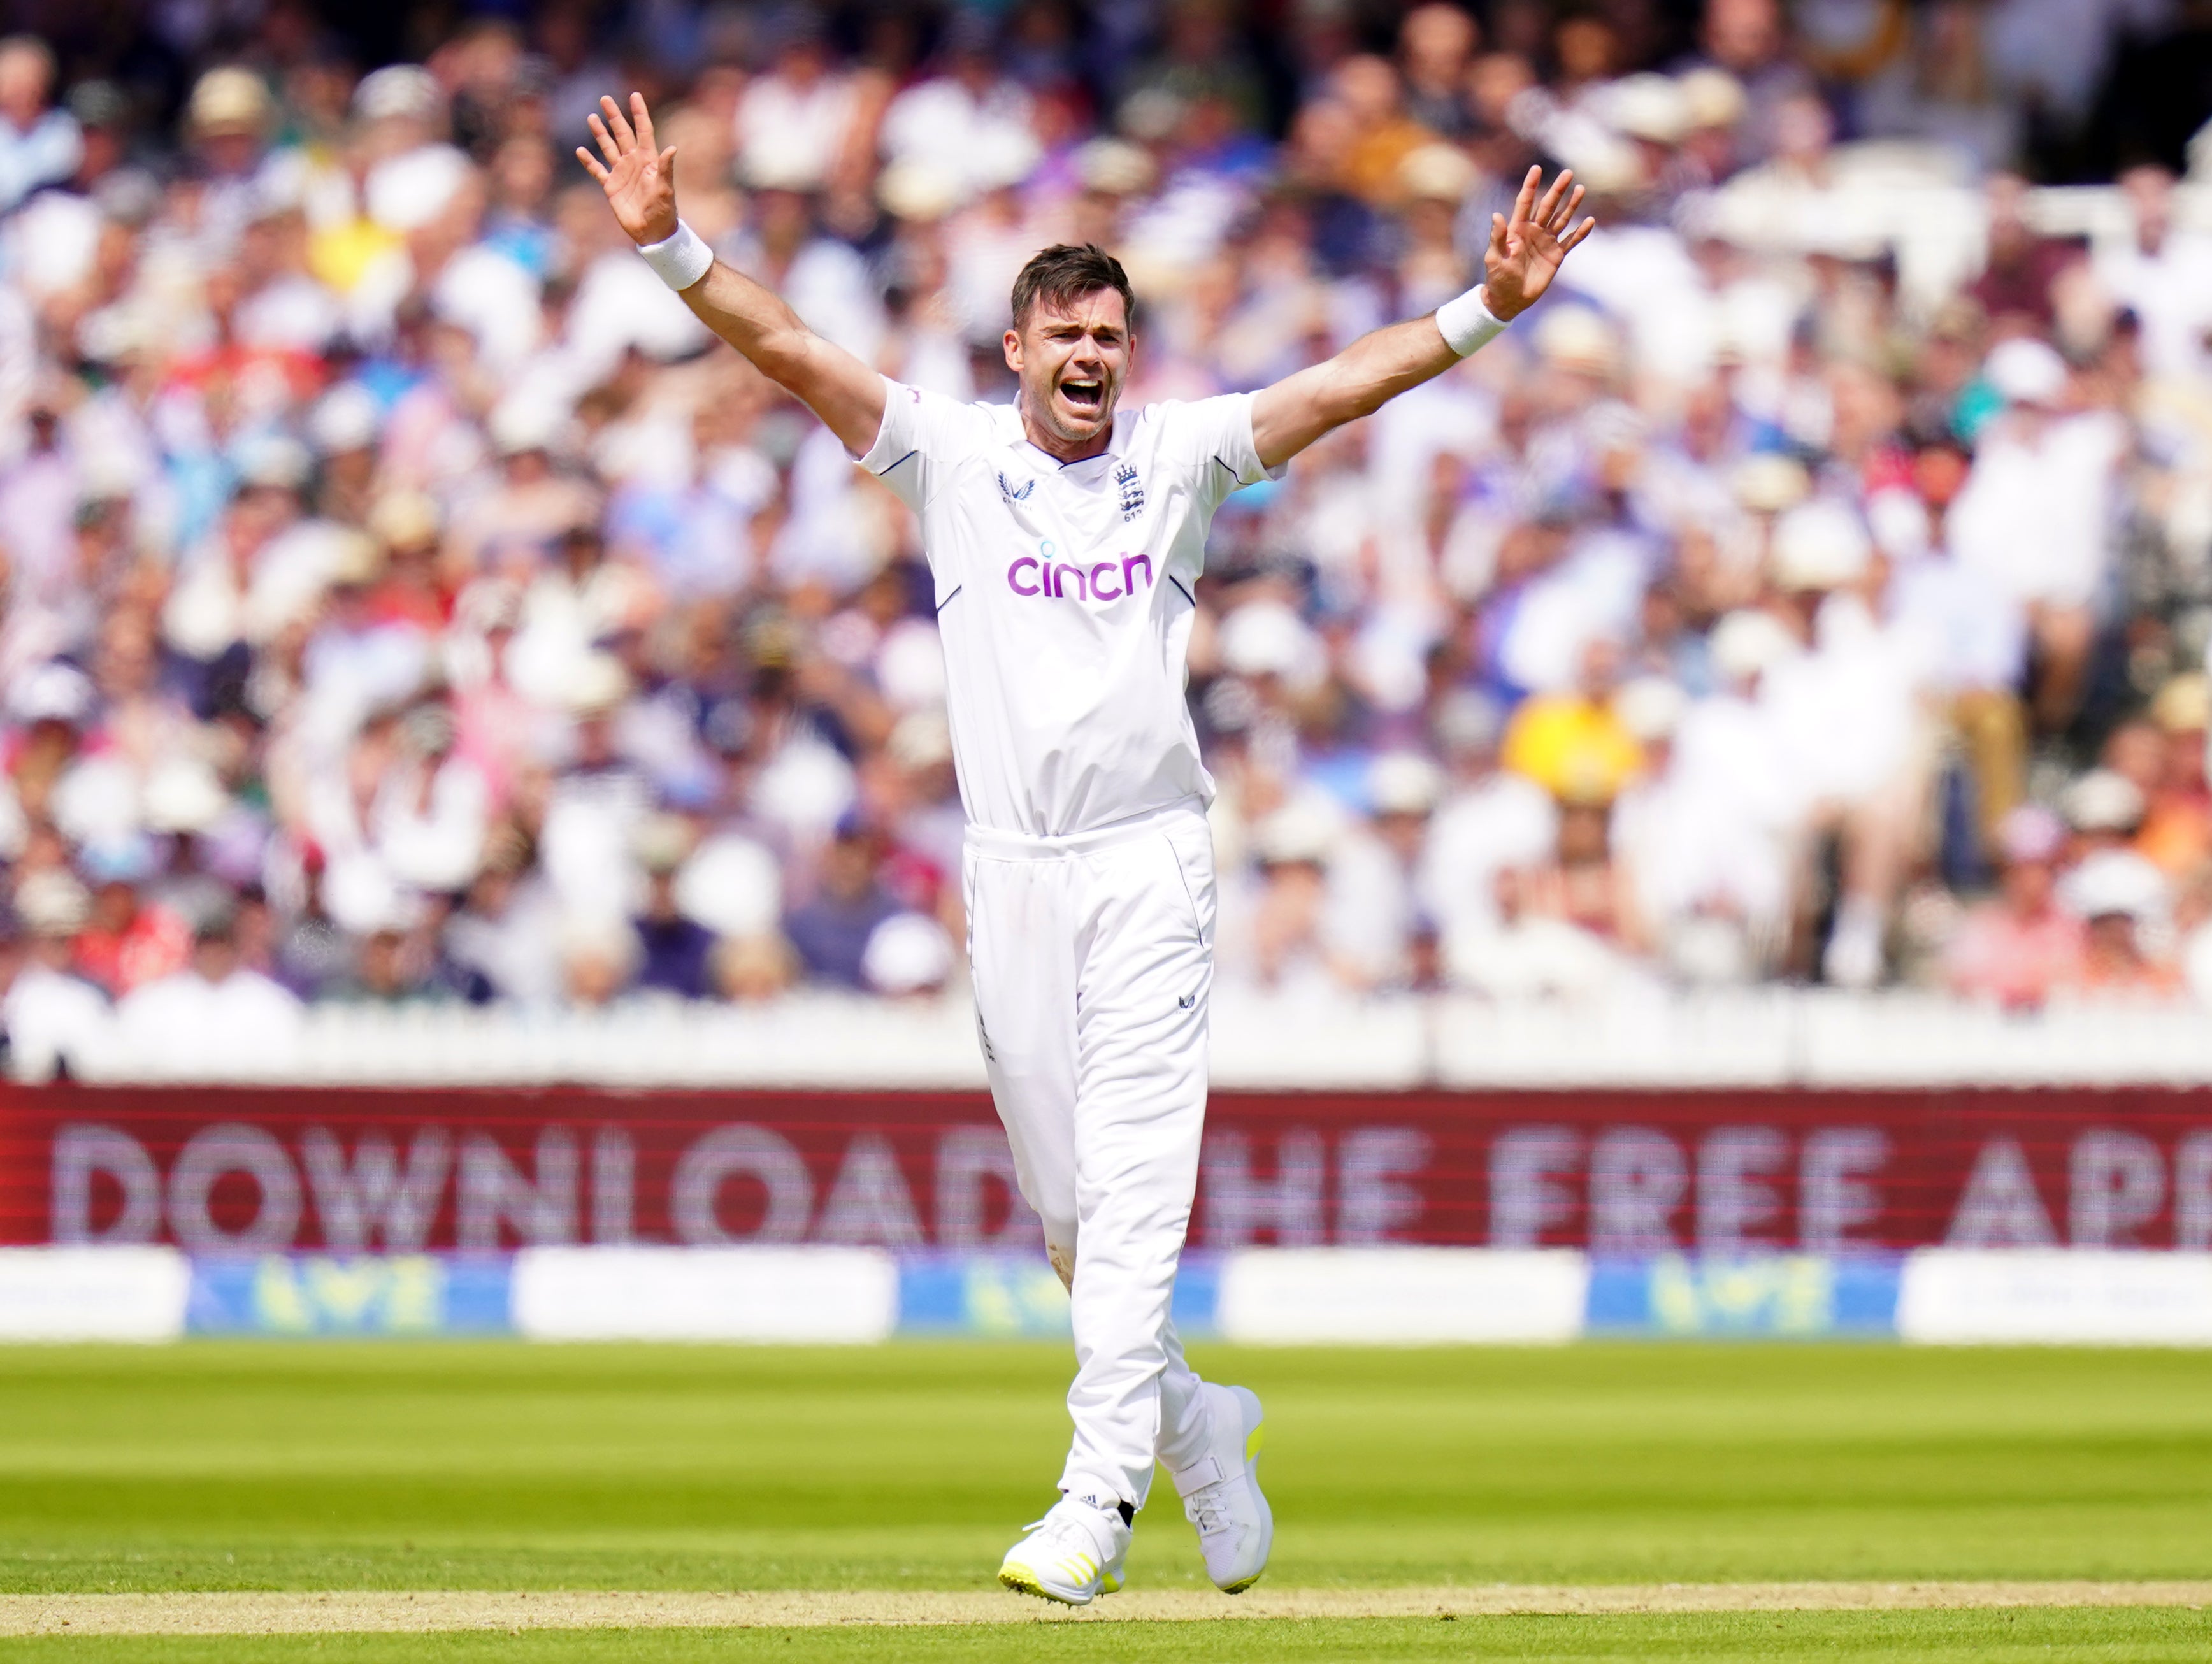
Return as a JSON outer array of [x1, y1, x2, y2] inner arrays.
[[932, 445, 1200, 619]]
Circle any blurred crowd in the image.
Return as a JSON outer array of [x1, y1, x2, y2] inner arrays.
[[6, 0, 2212, 1061]]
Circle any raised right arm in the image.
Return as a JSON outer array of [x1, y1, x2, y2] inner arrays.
[[578, 93, 884, 457]]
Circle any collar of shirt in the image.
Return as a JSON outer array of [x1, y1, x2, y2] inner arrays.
[[998, 402, 1134, 475]]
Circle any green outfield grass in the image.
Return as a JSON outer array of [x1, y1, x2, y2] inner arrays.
[[1, 1341, 2209, 1658]]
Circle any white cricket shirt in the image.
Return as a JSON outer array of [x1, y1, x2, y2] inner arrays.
[[857, 378, 1282, 838]]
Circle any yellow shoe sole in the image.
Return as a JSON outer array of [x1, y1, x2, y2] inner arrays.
[[998, 1561, 1092, 1605]]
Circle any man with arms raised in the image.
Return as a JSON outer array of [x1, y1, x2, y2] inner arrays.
[[579, 93, 1591, 1604]]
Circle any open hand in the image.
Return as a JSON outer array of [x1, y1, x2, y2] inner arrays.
[[576, 92, 678, 245], [1481, 166, 1596, 321]]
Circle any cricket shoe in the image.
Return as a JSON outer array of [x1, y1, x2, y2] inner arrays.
[[997, 1490, 1130, 1605], [1173, 1382, 1272, 1593]]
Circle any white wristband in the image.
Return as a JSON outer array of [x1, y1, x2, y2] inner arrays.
[[1435, 285, 1508, 357], [636, 219, 714, 292]]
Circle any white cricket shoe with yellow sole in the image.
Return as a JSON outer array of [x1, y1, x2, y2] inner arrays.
[[1172, 1382, 1272, 1592], [997, 1491, 1130, 1605]]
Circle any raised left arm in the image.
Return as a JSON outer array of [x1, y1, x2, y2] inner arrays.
[[1251, 165, 1594, 470]]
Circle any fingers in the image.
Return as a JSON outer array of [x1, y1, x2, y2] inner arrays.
[[1548, 183, 1586, 234], [1535, 168, 1574, 227], [1490, 210, 1510, 261], [599, 94, 636, 152], [1509, 164, 1539, 227], [1559, 215, 1598, 255], [575, 146, 610, 185], [659, 145, 677, 188], [630, 92, 655, 154], [587, 112, 621, 168]]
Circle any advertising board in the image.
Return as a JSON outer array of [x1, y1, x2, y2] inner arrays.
[[7, 1084, 2211, 1254]]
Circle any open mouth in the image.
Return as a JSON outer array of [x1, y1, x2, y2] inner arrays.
[[1059, 377, 1105, 415]]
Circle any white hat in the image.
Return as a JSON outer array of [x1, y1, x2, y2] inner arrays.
[[1770, 500, 1872, 591], [887, 708, 953, 771], [1678, 68, 1747, 131], [489, 396, 564, 457], [1432, 687, 1504, 759], [741, 132, 825, 192], [559, 912, 641, 975], [968, 127, 1042, 194], [310, 383, 381, 455], [1607, 73, 1690, 144], [1709, 609, 1800, 683], [877, 159, 965, 222], [13, 661, 94, 726], [631, 811, 696, 875], [1732, 453, 1811, 514], [564, 654, 631, 715], [234, 431, 312, 491], [875, 618, 947, 712], [365, 143, 471, 232], [2062, 768, 2145, 833], [1075, 138, 1154, 196], [1534, 306, 1617, 373], [675, 832, 782, 938], [2061, 848, 2167, 921], [862, 910, 955, 995], [1219, 599, 1321, 685], [1614, 675, 1688, 741], [15, 868, 89, 936], [141, 759, 229, 835], [1251, 798, 1342, 866], [353, 64, 445, 124], [1985, 337, 2069, 407], [190, 67, 274, 136], [1368, 751, 1444, 817], [1398, 142, 1478, 203]]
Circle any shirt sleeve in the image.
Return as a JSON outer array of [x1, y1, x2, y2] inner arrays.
[[1171, 392, 1289, 514], [853, 376, 982, 513]]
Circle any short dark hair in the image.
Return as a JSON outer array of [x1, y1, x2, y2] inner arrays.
[[1009, 243, 1136, 332]]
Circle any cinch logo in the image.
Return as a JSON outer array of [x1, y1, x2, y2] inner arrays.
[[1008, 540, 1154, 603]]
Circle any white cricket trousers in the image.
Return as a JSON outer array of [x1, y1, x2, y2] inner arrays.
[[962, 798, 1217, 1510]]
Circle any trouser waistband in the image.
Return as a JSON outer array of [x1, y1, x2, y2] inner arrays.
[[963, 797, 1207, 861]]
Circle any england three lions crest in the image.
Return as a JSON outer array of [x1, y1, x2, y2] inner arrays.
[[1114, 463, 1144, 521]]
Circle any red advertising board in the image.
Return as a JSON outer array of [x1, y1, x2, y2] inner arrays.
[[4, 1084, 2211, 1252]]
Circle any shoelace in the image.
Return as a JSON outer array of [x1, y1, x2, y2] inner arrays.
[[1023, 1507, 1103, 1558], [1185, 1480, 1234, 1538]]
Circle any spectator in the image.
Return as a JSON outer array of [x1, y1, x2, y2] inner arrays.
[[2069, 849, 2183, 999], [784, 820, 899, 990], [632, 815, 717, 1000], [1944, 805, 2084, 1008], [0, 0, 2201, 1049], [1446, 864, 1623, 999], [1967, 172, 2079, 331], [1948, 337, 2122, 736], [114, 909, 302, 1072], [4, 868, 106, 1079], [0, 37, 78, 215], [1500, 636, 1642, 803]]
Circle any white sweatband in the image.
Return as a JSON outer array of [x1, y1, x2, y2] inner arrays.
[[636, 219, 714, 292], [1435, 285, 1508, 357]]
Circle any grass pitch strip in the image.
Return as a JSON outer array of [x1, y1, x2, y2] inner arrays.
[[0, 1341, 2206, 1658], [4, 1610, 2211, 1661]]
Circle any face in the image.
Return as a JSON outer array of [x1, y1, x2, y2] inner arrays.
[[2002, 857, 2054, 912], [1005, 287, 1132, 454]]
